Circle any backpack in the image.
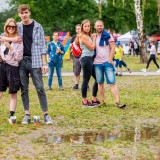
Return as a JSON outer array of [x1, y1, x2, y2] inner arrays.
[[71, 41, 82, 57]]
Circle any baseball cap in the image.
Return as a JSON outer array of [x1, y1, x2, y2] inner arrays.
[[115, 41, 120, 46]]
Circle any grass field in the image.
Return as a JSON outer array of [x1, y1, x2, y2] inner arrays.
[[0, 75, 160, 159], [62, 55, 160, 72]]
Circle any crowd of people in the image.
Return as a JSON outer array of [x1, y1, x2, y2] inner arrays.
[[3, 3, 160, 125]]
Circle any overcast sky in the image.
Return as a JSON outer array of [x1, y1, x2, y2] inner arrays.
[[0, 0, 10, 12]]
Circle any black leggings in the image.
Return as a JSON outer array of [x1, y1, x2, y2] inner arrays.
[[146, 54, 159, 69], [80, 56, 98, 98]]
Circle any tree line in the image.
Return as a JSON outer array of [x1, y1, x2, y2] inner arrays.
[[0, 0, 159, 63]]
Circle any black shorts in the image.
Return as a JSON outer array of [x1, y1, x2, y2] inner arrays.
[[0, 62, 20, 94], [73, 56, 81, 76]]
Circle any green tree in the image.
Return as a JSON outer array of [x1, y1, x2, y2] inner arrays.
[[100, 0, 137, 34], [143, 0, 159, 35], [0, 7, 17, 34], [10, 0, 99, 36]]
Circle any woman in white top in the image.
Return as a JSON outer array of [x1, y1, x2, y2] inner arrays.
[[142, 41, 160, 72]]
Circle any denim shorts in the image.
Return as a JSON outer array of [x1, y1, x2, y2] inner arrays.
[[94, 62, 115, 84], [114, 59, 122, 68]]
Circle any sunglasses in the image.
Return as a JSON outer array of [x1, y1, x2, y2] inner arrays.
[[7, 25, 17, 30]]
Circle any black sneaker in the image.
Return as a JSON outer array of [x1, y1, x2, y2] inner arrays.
[[73, 85, 79, 90], [115, 72, 118, 76], [128, 68, 131, 73], [115, 102, 126, 108], [91, 99, 100, 105], [44, 115, 53, 124], [82, 101, 96, 108], [22, 115, 31, 125]]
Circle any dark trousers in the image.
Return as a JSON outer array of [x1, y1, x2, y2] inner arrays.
[[134, 49, 138, 56], [121, 60, 127, 68], [19, 56, 48, 112], [80, 56, 98, 98], [146, 54, 159, 69]]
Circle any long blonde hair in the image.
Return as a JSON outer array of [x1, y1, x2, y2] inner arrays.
[[4, 18, 18, 37], [75, 19, 92, 45]]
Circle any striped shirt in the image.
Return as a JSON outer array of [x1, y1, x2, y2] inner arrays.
[[17, 20, 46, 68]]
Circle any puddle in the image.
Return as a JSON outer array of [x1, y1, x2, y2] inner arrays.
[[47, 125, 160, 145]]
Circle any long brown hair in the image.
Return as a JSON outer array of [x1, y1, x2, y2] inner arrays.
[[75, 19, 92, 45], [4, 18, 18, 37]]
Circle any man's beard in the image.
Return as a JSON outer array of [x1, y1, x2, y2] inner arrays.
[[97, 29, 103, 33]]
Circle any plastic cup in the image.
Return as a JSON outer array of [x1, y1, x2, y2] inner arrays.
[[11, 116, 16, 126], [34, 116, 40, 126]]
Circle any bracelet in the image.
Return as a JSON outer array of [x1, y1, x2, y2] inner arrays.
[[42, 64, 47, 66]]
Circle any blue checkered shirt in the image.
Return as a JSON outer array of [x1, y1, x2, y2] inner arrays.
[[17, 20, 46, 68]]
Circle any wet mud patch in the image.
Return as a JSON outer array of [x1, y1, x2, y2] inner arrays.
[[1, 122, 160, 160]]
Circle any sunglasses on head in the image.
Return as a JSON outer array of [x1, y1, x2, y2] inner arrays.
[[7, 25, 17, 29]]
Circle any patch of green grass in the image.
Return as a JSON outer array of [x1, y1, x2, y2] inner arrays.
[[0, 76, 160, 159], [62, 55, 160, 71]]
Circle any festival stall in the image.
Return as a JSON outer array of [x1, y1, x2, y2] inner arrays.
[[117, 30, 139, 54]]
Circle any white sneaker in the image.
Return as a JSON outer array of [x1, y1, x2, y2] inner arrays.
[[141, 69, 146, 72], [156, 70, 160, 73], [8, 117, 12, 125]]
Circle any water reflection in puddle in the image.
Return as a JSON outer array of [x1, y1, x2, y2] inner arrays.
[[47, 125, 160, 145]]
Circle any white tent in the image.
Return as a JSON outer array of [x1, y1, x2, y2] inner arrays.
[[117, 30, 139, 54], [117, 30, 138, 42]]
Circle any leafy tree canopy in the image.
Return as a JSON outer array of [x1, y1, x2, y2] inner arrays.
[[0, 0, 159, 37]]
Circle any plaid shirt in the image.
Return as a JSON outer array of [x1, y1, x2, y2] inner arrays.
[[17, 20, 46, 68]]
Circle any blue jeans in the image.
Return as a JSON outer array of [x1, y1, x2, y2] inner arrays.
[[94, 62, 115, 84], [19, 56, 48, 112], [48, 60, 62, 87], [114, 59, 122, 68], [121, 60, 127, 68]]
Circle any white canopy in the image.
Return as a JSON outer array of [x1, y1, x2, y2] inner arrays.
[[117, 30, 138, 42]]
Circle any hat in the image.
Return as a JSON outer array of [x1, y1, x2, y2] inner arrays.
[[115, 41, 120, 46]]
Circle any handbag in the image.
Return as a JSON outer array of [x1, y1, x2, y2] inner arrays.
[[71, 41, 82, 57]]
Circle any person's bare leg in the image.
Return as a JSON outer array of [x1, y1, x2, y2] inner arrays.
[[98, 82, 105, 101], [110, 83, 119, 103], [82, 97, 88, 104], [75, 75, 80, 85], [10, 93, 17, 112], [0, 92, 3, 99]]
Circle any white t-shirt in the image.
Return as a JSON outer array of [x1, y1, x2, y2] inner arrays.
[[150, 45, 156, 55], [93, 34, 114, 64]]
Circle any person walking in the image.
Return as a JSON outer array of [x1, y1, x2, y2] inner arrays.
[[133, 40, 138, 57], [0, 18, 23, 124], [142, 41, 160, 73], [78, 19, 100, 107], [93, 20, 126, 108], [46, 32, 65, 90], [128, 39, 134, 56]]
